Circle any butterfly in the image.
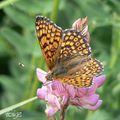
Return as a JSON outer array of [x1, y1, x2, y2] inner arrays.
[[35, 16, 103, 87]]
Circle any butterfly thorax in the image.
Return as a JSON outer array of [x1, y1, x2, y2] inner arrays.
[[46, 64, 67, 81]]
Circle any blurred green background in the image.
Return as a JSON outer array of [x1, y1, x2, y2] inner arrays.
[[0, 0, 120, 120]]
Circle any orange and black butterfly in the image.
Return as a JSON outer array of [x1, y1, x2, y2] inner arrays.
[[35, 16, 103, 87]]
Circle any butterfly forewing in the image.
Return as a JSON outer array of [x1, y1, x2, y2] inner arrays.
[[58, 29, 91, 62], [36, 16, 62, 70]]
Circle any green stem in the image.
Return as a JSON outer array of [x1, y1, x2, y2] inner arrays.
[[0, 96, 37, 115], [110, 13, 120, 68], [48, 116, 56, 120], [110, 26, 119, 68], [0, 0, 19, 9], [109, 52, 117, 68], [51, 0, 60, 22]]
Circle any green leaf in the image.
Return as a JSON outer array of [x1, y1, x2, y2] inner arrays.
[[0, 27, 28, 56], [4, 6, 34, 30], [86, 110, 113, 120], [0, 36, 14, 56], [21, 110, 46, 120], [0, 75, 23, 107], [14, 0, 53, 15]]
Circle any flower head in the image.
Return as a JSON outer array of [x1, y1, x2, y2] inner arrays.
[[36, 68, 106, 117]]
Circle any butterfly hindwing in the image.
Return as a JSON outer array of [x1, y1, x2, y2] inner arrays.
[[58, 58, 103, 87], [36, 16, 63, 70]]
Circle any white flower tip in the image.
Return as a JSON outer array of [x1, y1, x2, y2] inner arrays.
[[36, 68, 47, 83], [36, 68, 47, 75]]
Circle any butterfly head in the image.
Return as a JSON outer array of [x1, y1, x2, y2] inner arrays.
[[46, 72, 53, 81]]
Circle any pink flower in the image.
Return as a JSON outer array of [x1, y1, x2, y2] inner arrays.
[[36, 68, 106, 117]]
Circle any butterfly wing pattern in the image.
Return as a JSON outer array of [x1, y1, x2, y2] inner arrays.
[[59, 58, 103, 87], [58, 29, 91, 61], [35, 16, 103, 87], [55, 29, 103, 87], [36, 16, 62, 70]]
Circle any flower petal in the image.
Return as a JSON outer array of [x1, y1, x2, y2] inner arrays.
[[65, 84, 76, 98], [46, 94, 61, 109], [45, 104, 59, 117], [87, 84, 97, 95], [36, 68, 47, 83], [94, 75, 106, 88], [70, 97, 82, 106], [84, 100, 102, 110], [76, 87, 89, 97], [80, 94, 99, 106], [37, 88, 47, 100], [52, 81, 68, 96], [61, 96, 69, 107]]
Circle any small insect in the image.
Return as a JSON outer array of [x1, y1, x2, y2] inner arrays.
[[18, 62, 25, 68], [35, 16, 103, 87]]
